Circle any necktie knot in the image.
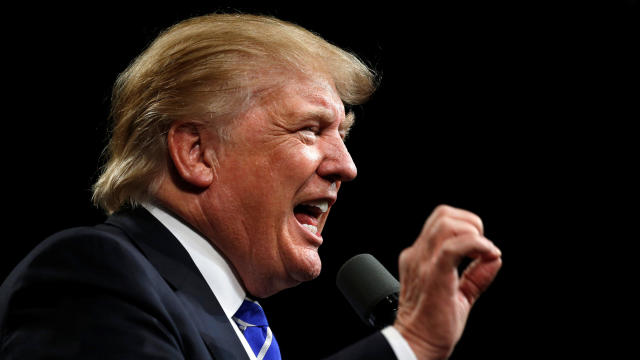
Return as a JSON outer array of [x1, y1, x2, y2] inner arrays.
[[233, 298, 281, 360], [234, 299, 269, 327]]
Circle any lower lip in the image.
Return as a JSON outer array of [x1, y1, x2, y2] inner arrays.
[[293, 216, 323, 245]]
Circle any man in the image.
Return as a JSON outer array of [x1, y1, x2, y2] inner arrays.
[[0, 14, 502, 359]]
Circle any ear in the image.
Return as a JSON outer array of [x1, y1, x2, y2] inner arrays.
[[167, 122, 215, 188]]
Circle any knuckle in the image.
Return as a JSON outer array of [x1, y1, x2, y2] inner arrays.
[[399, 247, 411, 263], [476, 216, 485, 233], [466, 211, 484, 232], [399, 246, 417, 266], [433, 216, 475, 237], [431, 217, 452, 238], [435, 204, 455, 216], [462, 233, 483, 245]]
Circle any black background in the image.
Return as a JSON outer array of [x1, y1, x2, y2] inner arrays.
[[1, 1, 637, 359]]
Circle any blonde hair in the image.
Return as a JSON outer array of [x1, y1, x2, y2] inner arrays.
[[92, 13, 377, 214]]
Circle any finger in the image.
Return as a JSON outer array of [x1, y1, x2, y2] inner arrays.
[[419, 216, 484, 253], [459, 257, 502, 305], [436, 234, 501, 270], [424, 205, 484, 237]]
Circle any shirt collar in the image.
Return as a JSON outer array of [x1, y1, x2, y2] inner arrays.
[[142, 203, 246, 319]]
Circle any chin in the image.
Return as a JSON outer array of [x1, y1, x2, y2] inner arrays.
[[248, 248, 322, 298], [285, 246, 322, 284], [295, 248, 323, 280]]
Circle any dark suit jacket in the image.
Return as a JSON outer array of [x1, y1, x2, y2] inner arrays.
[[0, 207, 397, 359]]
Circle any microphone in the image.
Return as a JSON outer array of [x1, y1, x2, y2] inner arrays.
[[336, 254, 400, 329]]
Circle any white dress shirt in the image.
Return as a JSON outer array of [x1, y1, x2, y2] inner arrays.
[[143, 203, 416, 360]]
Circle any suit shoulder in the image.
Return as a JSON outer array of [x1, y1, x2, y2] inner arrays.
[[0, 223, 159, 299], [0, 225, 189, 359], [17, 224, 143, 267]]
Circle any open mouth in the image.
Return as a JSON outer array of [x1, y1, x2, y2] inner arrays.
[[293, 199, 330, 236]]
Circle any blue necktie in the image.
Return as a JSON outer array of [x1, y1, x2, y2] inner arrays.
[[233, 298, 282, 360]]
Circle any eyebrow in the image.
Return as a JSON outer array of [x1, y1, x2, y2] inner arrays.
[[301, 106, 356, 139]]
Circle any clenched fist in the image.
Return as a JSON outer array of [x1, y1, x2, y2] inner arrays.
[[394, 205, 502, 360]]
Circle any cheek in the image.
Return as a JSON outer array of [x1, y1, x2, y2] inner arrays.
[[273, 145, 322, 180]]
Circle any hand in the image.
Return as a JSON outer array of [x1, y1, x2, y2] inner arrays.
[[393, 205, 502, 360]]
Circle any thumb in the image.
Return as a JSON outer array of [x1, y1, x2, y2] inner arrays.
[[459, 257, 502, 305]]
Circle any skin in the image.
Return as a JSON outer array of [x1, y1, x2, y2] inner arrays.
[[394, 205, 502, 359], [156, 72, 502, 359], [156, 74, 356, 298]]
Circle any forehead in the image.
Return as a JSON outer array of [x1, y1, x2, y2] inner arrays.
[[284, 78, 342, 113]]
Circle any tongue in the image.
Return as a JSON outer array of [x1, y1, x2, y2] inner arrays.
[[295, 212, 318, 226]]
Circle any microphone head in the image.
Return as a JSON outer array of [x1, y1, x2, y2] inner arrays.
[[336, 254, 400, 328]]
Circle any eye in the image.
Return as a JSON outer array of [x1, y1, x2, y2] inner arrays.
[[299, 126, 320, 136], [297, 126, 321, 144]]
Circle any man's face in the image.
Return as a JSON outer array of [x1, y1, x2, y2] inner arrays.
[[202, 76, 357, 297]]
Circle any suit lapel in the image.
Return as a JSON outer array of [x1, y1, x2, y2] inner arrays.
[[105, 207, 250, 360]]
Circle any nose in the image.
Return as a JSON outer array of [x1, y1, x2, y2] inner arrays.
[[317, 135, 358, 183]]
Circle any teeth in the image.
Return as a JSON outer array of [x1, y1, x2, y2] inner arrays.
[[302, 199, 329, 213], [301, 224, 318, 234]]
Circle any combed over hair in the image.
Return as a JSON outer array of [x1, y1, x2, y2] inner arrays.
[[92, 13, 377, 214]]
